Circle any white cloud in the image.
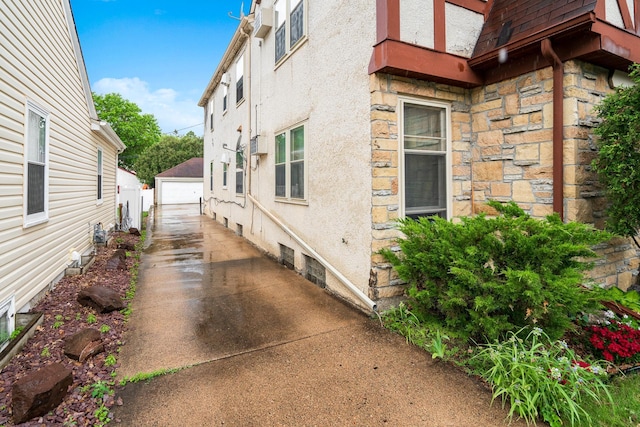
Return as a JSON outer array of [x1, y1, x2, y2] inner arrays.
[[92, 77, 203, 135]]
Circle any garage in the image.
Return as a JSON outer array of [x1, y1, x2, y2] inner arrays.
[[155, 158, 204, 205]]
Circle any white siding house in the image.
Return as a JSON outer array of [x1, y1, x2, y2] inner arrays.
[[0, 0, 125, 341], [200, 0, 640, 312]]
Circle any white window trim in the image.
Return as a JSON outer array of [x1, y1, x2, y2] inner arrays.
[[398, 97, 452, 220], [275, 121, 308, 204], [222, 84, 229, 114], [222, 163, 228, 189], [274, 0, 308, 67], [23, 100, 50, 228], [0, 296, 16, 351], [236, 53, 245, 106], [97, 147, 104, 205]]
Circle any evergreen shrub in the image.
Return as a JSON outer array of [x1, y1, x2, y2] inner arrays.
[[381, 201, 611, 342]]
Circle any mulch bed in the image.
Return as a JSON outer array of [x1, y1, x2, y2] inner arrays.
[[0, 231, 140, 426]]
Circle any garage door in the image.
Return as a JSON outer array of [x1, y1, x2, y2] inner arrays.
[[160, 181, 203, 205]]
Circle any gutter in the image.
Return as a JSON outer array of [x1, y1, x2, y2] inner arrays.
[[247, 194, 378, 312], [540, 38, 564, 220], [91, 119, 126, 153]]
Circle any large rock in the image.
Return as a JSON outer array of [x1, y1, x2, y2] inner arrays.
[[12, 363, 73, 424], [77, 286, 124, 313], [128, 227, 141, 236], [106, 249, 127, 270], [64, 328, 103, 361]]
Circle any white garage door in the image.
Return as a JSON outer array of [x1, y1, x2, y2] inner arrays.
[[160, 181, 203, 205]]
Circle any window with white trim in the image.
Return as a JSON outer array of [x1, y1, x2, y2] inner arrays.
[[274, 0, 306, 63], [223, 84, 228, 112], [236, 54, 244, 104], [210, 161, 214, 191], [24, 101, 49, 226], [97, 148, 103, 203], [209, 99, 214, 131], [235, 150, 244, 194], [401, 99, 450, 219], [222, 163, 228, 188], [275, 124, 305, 201], [0, 297, 15, 351]]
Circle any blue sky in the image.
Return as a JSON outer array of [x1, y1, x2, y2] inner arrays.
[[70, 0, 249, 135]]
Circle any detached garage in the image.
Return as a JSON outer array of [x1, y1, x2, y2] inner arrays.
[[155, 158, 203, 205]]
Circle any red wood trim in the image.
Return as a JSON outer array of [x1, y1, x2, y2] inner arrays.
[[376, 0, 400, 43], [368, 39, 482, 87], [434, 0, 446, 51], [595, 0, 606, 19], [617, 0, 634, 29], [446, 0, 486, 14], [484, 0, 495, 19], [593, 20, 640, 63], [636, 0, 640, 34]]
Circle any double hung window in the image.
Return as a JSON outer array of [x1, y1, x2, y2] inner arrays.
[[235, 151, 244, 194], [274, 0, 306, 63], [401, 100, 450, 219], [222, 163, 228, 188], [97, 148, 103, 203], [236, 54, 244, 104], [24, 102, 49, 226], [223, 85, 228, 112], [275, 124, 305, 201]]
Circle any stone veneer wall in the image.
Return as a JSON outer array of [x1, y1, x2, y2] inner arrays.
[[368, 60, 639, 305]]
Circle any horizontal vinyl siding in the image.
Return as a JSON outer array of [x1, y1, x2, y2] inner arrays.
[[0, 0, 120, 311]]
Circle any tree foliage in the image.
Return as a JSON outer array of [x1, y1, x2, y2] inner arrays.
[[93, 93, 162, 169], [133, 132, 204, 186], [592, 64, 640, 239], [381, 201, 610, 342]]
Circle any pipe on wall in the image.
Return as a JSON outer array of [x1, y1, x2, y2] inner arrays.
[[541, 38, 564, 220]]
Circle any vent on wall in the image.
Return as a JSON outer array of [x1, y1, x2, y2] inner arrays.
[[250, 136, 267, 155], [253, 7, 273, 38]]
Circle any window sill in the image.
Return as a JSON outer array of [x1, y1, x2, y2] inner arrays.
[[23, 215, 49, 228], [236, 98, 245, 108], [96, 200, 104, 206], [275, 198, 308, 206]]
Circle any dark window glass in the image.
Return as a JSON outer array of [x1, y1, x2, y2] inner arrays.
[[27, 163, 45, 215]]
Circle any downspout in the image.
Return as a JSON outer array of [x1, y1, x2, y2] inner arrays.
[[247, 194, 378, 312], [239, 18, 252, 197], [541, 39, 564, 220]]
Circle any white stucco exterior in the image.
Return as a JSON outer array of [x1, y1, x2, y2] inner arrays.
[[400, 0, 435, 48], [445, 3, 484, 58]]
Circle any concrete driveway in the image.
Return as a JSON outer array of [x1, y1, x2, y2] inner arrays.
[[113, 204, 527, 426]]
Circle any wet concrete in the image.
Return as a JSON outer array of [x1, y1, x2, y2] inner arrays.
[[113, 204, 529, 426]]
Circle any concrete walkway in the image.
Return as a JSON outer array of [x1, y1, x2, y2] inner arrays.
[[113, 204, 526, 426]]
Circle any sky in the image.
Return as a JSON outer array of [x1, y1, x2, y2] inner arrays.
[[69, 0, 249, 135]]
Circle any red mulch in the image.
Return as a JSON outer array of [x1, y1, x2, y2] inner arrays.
[[0, 231, 140, 426]]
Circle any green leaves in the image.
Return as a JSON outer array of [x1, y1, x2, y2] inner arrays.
[[381, 201, 611, 342], [592, 63, 640, 238], [93, 93, 162, 169]]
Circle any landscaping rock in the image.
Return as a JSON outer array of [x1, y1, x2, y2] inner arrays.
[[106, 249, 127, 270], [64, 328, 102, 361], [77, 286, 124, 313], [12, 363, 73, 424], [117, 242, 136, 251], [129, 227, 141, 236]]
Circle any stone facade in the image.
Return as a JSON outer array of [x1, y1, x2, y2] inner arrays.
[[369, 60, 639, 301]]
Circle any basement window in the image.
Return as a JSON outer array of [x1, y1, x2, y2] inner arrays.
[[304, 255, 326, 288], [0, 297, 15, 351], [279, 244, 295, 270]]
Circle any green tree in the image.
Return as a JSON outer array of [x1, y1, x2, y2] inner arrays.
[[133, 132, 203, 186], [93, 93, 162, 169], [592, 64, 640, 245]]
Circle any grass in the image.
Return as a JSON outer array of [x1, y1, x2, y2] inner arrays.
[[585, 372, 640, 426]]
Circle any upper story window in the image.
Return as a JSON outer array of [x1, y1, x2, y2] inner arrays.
[[275, 123, 306, 201], [209, 99, 214, 131], [210, 161, 214, 191], [235, 150, 244, 194], [97, 148, 103, 203], [24, 101, 50, 227], [274, 0, 306, 63], [400, 99, 450, 220], [236, 54, 244, 104], [223, 84, 228, 112]]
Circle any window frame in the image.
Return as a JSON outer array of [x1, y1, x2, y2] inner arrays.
[[235, 150, 244, 195], [210, 161, 214, 191], [236, 54, 244, 105], [274, 122, 307, 203], [23, 101, 50, 228], [274, 0, 307, 65], [222, 163, 228, 188], [209, 99, 214, 131], [223, 84, 228, 113], [97, 147, 103, 204], [399, 98, 452, 220]]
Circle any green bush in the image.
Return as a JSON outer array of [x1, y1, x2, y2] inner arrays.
[[381, 201, 610, 342]]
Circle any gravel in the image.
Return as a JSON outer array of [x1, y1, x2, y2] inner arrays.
[[0, 232, 140, 426]]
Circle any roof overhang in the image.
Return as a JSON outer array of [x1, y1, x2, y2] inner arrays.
[[91, 120, 126, 152]]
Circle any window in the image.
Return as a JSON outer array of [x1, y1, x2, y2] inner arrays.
[[274, 0, 306, 63], [209, 99, 214, 131], [210, 161, 214, 191], [222, 163, 228, 188], [24, 101, 49, 226], [401, 100, 450, 219], [223, 85, 228, 112], [236, 54, 244, 104], [97, 148, 103, 203], [0, 297, 15, 351], [235, 150, 244, 194], [275, 124, 305, 201]]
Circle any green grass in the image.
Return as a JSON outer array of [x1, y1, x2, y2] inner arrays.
[[583, 372, 640, 427]]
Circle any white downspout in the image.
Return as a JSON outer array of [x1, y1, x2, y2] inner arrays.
[[247, 194, 377, 312]]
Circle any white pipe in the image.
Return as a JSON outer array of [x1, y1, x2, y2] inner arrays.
[[247, 194, 377, 312]]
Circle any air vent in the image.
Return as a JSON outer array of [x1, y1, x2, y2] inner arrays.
[[250, 135, 267, 155]]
